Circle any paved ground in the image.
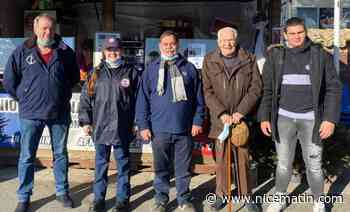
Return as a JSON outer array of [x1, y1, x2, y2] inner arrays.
[[0, 165, 349, 212]]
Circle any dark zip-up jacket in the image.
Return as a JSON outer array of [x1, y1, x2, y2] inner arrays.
[[258, 41, 342, 143], [3, 35, 80, 120], [78, 61, 139, 144], [202, 48, 262, 138]]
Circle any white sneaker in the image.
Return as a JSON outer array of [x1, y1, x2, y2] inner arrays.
[[313, 201, 326, 212], [266, 192, 286, 212], [266, 201, 286, 212]]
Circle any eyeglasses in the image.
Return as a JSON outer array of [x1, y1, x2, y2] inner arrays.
[[286, 31, 305, 36]]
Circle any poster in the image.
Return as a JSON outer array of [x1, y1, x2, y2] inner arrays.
[[187, 43, 206, 69], [144, 38, 217, 69], [0, 93, 214, 156], [319, 8, 334, 29], [0, 94, 20, 148], [297, 8, 318, 28]]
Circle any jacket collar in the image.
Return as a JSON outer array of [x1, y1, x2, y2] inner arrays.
[[210, 46, 251, 64], [209, 47, 252, 80]]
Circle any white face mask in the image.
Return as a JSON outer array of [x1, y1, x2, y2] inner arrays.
[[161, 54, 178, 61], [217, 123, 231, 143], [106, 58, 123, 68]]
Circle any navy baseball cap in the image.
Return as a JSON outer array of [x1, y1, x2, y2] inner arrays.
[[102, 37, 121, 49]]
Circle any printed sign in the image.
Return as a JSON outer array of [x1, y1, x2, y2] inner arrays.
[[0, 93, 214, 156]]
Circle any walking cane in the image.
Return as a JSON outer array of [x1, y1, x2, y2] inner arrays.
[[232, 144, 241, 196], [227, 133, 232, 212], [227, 125, 242, 212]]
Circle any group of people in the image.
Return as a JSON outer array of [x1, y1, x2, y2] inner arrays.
[[3, 13, 342, 212]]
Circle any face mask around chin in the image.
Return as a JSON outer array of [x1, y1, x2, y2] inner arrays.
[[37, 38, 55, 47], [106, 58, 123, 67], [161, 54, 178, 61]]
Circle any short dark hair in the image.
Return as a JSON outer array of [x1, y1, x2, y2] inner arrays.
[[159, 30, 179, 43], [284, 17, 306, 32]]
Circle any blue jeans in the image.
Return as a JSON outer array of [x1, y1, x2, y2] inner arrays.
[[93, 142, 130, 202], [151, 133, 193, 205], [17, 116, 70, 202], [275, 115, 324, 199]]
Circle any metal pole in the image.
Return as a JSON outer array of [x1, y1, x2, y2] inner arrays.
[[334, 0, 341, 75]]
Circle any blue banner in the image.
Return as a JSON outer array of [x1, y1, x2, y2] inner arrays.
[[0, 93, 20, 148]]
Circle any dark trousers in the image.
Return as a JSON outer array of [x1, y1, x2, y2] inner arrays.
[[93, 142, 130, 203], [151, 133, 193, 205]]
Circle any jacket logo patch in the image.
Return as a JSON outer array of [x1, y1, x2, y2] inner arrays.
[[25, 54, 36, 65], [305, 64, 310, 71], [120, 79, 130, 87], [182, 71, 187, 76]]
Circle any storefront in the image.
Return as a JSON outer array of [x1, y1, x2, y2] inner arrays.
[[0, 0, 276, 172]]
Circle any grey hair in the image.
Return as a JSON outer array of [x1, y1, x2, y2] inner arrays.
[[33, 13, 56, 30], [217, 27, 238, 41]]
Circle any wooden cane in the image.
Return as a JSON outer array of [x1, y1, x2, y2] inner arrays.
[[227, 135, 232, 212], [232, 144, 241, 196]]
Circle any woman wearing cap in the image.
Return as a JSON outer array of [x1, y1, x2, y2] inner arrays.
[[78, 37, 139, 212]]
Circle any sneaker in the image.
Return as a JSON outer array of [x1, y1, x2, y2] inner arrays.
[[88, 200, 106, 212], [112, 200, 130, 212], [14, 202, 29, 212], [266, 192, 287, 212], [151, 201, 167, 212], [56, 194, 74, 208], [209, 196, 226, 211], [177, 202, 196, 212], [313, 200, 326, 212], [245, 202, 262, 212]]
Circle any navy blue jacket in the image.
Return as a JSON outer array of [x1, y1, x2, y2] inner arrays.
[[136, 55, 205, 134], [3, 35, 80, 120], [78, 61, 139, 144]]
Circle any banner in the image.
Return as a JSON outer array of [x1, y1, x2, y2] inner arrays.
[[0, 93, 215, 157]]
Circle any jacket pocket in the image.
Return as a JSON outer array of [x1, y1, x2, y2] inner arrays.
[[16, 78, 33, 101]]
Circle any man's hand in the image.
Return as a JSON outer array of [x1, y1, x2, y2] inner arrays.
[[319, 121, 335, 140], [232, 112, 243, 124], [191, 125, 203, 137], [83, 125, 93, 136], [260, 121, 272, 137], [220, 114, 233, 125], [140, 129, 152, 141]]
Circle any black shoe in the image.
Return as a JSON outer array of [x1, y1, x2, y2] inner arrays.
[[15, 202, 29, 212], [209, 196, 226, 211], [56, 194, 74, 208], [112, 200, 130, 212], [88, 200, 106, 212]]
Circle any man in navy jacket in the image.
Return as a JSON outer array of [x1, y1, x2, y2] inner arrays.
[[136, 30, 204, 212], [3, 13, 79, 212]]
